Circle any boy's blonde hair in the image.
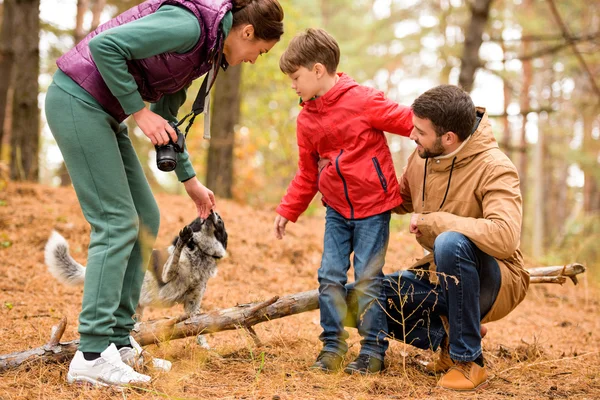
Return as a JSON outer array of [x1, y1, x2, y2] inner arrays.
[[279, 28, 340, 75]]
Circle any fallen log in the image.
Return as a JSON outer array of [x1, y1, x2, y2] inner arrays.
[[527, 263, 586, 284], [0, 263, 586, 373]]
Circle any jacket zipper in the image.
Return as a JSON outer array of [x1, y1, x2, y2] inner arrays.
[[372, 157, 388, 193], [336, 150, 354, 219]]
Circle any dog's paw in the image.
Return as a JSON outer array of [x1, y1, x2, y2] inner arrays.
[[179, 225, 193, 244]]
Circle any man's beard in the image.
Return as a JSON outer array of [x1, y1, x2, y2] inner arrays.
[[417, 136, 445, 159]]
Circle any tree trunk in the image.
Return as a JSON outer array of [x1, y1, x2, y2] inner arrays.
[[0, 263, 586, 372], [206, 65, 242, 198], [458, 0, 494, 92], [0, 0, 16, 159], [9, 0, 40, 181], [90, 0, 106, 31], [531, 106, 544, 259], [500, 40, 512, 159], [518, 0, 534, 207], [74, 0, 89, 44], [582, 111, 600, 214]]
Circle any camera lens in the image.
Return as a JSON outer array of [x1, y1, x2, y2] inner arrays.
[[156, 145, 177, 172]]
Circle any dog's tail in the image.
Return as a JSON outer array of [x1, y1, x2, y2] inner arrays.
[[45, 231, 86, 286]]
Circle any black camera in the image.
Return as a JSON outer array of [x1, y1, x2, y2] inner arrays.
[[156, 122, 186, 172]]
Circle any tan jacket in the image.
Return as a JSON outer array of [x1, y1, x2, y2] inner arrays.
[[397, 108, 529, 323]]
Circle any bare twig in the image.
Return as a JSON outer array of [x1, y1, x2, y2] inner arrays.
[[47, 317, 67, 347], [546, 0, 600, 102]]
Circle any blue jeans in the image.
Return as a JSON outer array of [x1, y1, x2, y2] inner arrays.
[[346, 231, 501, 362], [318, 207, 390, 361]]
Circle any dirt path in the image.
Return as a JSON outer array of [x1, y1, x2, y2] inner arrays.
[[0, 182, 598, 399]]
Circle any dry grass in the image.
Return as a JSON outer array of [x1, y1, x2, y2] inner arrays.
[[0, 182, 599, 399]]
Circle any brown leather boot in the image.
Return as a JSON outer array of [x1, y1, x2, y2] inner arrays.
[[437, 361, 489, 391], [425, 336, 453, 374], [425, 325, 488, 374]]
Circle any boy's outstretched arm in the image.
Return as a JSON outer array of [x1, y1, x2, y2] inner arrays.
[[274, 124, 320, 238], [367, 90, 414, 137]]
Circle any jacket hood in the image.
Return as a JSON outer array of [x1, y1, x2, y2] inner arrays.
[[300, 73, 358, 111], [430, 107, 495, 173], [422, 108, 496, 210]]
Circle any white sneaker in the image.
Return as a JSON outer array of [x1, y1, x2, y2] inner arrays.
[[119, 336, 172, 373], [67, 343, 151, 387]]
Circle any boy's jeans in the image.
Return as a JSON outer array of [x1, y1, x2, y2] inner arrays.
[[347, 231, 501, 362], [318, 207, 390, 361]]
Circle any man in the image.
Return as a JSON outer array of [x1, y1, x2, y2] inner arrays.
[[347, 84, 529, 390]]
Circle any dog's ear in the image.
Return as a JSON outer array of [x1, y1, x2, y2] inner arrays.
[[213, 215, 228, 250]]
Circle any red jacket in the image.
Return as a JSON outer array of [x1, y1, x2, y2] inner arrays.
[[276, 73, 413, 222]]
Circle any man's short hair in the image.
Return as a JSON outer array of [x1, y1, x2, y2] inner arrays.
[[279, 28, 340, 75], [411, 85, 477, 141]]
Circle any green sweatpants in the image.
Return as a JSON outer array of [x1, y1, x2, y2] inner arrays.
[[45, 82, 160, 353]]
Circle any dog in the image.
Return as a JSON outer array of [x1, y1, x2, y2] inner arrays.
[[45, 211, 228, 347]]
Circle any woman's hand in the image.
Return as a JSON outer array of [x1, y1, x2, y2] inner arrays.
[[183, 178, 216, 219], [133, 107, 178, 146]]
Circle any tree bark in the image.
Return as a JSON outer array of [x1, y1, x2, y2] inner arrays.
[[74, 0, 89, 44], [518, 0, 534, 209], [582, 111, 600, 214], [0, 0, 16, 158], [458, 0, 494, 92], [531, 70, 545, 259], [9, 0, 40, 181], [206, 65, 242, 198], [90, 0, 106, 31], [0, 263, 586, 372]]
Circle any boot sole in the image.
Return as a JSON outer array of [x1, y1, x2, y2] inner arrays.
[[67, 372, 149, 389], [439, 380, 489, 391], [67, 373, 124, 390]]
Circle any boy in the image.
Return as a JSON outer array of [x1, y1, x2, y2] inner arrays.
[[273, 28, 413, 374]]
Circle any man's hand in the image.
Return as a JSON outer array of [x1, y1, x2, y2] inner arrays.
[[274, 214, 289, 240], [410, 213, 423, 238], [133, 107, 178, 146], [317, 158, 330, 172], [183, 178, 215, 219]]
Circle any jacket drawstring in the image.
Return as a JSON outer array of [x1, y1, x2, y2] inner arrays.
[[422, 158, 428, 204], [421, 156, 457, 210], [438, 156, 457, 210]]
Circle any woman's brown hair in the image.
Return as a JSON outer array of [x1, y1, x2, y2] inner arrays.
[[232, 0, 284, 42]]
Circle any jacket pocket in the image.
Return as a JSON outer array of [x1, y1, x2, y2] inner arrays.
[[372, 157, 388, 193]]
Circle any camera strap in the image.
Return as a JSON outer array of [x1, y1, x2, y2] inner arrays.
[[176, 30, 227, 140]]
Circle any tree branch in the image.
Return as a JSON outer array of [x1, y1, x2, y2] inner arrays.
[[488, 32, 600, 43], [545, 0, 600, 102]]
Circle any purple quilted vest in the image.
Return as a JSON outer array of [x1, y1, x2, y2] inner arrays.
[[57, 0, 232, 122]]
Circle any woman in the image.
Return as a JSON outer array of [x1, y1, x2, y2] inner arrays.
[[44, 0, 284, 387]]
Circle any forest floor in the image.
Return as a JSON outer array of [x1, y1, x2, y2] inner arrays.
[[0, 182, 598, 400]]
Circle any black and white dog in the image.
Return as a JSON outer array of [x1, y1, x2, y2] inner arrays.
[[45, 211, 228, 346]]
